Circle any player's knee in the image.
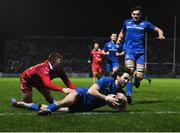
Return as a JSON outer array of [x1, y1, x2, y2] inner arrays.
[[135, 66, 144, 80]]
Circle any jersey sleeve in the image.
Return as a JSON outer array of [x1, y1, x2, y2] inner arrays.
[[103, 43, 108, 51], [145, 21, 156, 31], [39, 70, 64, 91], [97, 77, 109, 91]]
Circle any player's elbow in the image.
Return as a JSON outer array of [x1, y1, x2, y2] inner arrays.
[[87, 89, 94, 96]]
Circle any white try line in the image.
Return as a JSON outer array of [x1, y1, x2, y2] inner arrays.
[[1, 111, 180, 116]]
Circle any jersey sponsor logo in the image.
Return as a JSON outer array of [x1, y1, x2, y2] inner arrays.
[[127, 26, 143, 30]]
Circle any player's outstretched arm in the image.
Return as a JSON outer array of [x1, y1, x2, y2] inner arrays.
[[87, 84, 117, 103], [117, 29, 124, 43], [155, 27, 165, 40]]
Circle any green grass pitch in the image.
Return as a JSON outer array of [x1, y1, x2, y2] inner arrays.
[[0, 77, 180, 132]]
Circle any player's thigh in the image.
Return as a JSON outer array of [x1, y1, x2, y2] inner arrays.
[[92, 65, 98, 76], [98, 67, 102, 75], [135, 54, 145, 79], [20, 77, 33, 103], [57, 91, 79, 106], [112, 61, 120, 72], [106, 62, 112, 72], [125, 52, 135, 71]]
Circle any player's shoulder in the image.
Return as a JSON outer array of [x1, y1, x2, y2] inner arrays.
[[142, 20, 152, 25], [123, 19, 132, 24], [100, 76, 113, 82], [105, 41, 112, 45], [38, 60, 51, 74]]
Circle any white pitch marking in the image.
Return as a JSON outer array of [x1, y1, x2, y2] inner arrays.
[[1, 111, 180, 116]]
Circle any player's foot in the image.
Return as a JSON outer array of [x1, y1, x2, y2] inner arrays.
[[11, 98, 18, 107], [148, 79, 151, 84], [134, 81, 140, 88], [37, 109, 52, 116], [126, 95, 132, 104]]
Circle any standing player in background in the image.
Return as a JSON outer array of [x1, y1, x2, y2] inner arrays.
[[102, 33, 124, 74], [117, 6, 165, 103], [11, 53, 76, 110], [88, 42, 103, 83]]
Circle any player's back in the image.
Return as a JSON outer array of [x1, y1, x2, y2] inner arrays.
[[22, 60, 50, 80]]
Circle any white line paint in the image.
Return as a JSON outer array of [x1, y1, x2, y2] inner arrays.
[[0, 111, 180, 116]]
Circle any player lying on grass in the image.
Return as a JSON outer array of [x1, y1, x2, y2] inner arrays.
[[37, 66, 132, 116], [11, 52, 76, 110]]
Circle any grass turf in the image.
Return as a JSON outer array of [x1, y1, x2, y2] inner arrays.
[[0, 77, 180, 132]]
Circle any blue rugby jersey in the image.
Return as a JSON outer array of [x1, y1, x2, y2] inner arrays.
[[122, 19, 155, 53], [103, 41, 123, 61]]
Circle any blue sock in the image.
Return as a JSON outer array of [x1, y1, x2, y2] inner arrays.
[[47, 103, 58, 111], [126, 82, 133, 96], [134, 78, 140, 85], [31, 103, 40, 111]]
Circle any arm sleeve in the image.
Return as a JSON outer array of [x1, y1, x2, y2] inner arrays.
[[146, 21, 156, 31], [40, 75, 64, 91], [97, 77, 109, 91], [103, 43, 108, 51]]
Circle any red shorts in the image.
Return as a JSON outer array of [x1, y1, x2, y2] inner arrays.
[[92, 64, 102, 73], [20, 73, 45, 93]]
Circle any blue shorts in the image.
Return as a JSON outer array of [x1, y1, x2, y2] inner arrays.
[[106, 60, 120, 72], [125, 51, 144, 65], [68, 88, 106, 112]]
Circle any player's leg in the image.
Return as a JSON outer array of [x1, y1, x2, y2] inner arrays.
[[112, 61, 120, 74], [133, 54, 145, 88], [35, 84, 54, 104], [97, 66, 102, 80], [106, 61, 112, 74], [92, 65, 98, 83], [124, 52, 135, 104], [125, 60, 135, 104], [144, 73, 151, 84], [38, 90, 78, 115], [11, 76, 39, 110]]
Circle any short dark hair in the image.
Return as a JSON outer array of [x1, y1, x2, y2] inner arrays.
[[112, 66, 132, 79], [48, 53, 63, 64], [131, 6, 142, 13]]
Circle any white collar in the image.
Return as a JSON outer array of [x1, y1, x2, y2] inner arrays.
[[48, 61, 53, 70]]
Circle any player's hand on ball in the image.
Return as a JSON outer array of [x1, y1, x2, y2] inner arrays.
[[105, 94, 118, 104]]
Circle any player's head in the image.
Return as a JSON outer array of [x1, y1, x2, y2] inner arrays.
[[93, 42, 100, 50], [131, 6, 142, 21], [112, 66, 132, 87], [48, 53, 63, 69], [110, 33, 118, 43]]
